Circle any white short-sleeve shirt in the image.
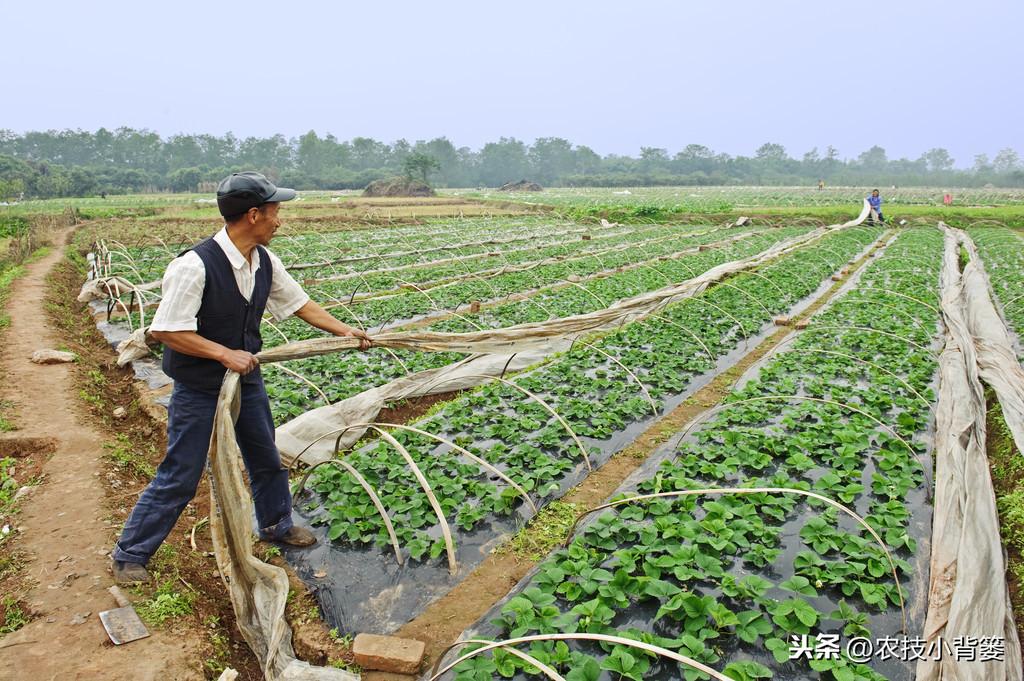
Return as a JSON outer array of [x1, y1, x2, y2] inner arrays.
[[150, 227, 310, 332]]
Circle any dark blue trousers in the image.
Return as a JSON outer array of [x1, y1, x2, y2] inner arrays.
[[113, 374, 292, 565]]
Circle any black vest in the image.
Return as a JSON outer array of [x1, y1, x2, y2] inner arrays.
[[162, 237, 272, 392]]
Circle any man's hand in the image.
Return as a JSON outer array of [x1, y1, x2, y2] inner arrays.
[[220, 348, 260, 375], [337, 325, 372, 350], [294, 300, 373, 350]]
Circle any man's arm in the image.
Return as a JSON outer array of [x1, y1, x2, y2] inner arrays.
[[293, 300, 372, 350], [151, 330, 259, 374]]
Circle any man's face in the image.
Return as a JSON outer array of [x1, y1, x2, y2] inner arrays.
[[872, 191, 879, 197], [251, 202, 282, 245]]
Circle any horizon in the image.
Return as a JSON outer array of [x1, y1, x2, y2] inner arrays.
[[3, 126, 1014, 169]]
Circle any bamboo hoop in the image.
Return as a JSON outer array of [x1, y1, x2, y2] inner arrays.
[[573, 341, 658, 416], [293, 458, 403, 565], [415, 374, 593, 472], [430, 633, 734, 681]]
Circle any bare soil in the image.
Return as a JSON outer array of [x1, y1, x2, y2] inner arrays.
[[0, 229, 207, 680]]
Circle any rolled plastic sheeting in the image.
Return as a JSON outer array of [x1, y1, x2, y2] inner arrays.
[[209, 372, 360, 681], [917, 226, 1022, 681], [955, 227, 1024, 459]]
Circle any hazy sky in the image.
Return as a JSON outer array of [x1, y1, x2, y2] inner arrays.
[[4, 0, 1021, 167]]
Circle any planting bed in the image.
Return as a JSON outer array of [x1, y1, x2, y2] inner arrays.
[[283, 225, 882, 635], [97, 216, 671, 287], [459, 186, 1024, 212], [261, 225, 813, 424], [966, 226, 1024, 355], [442, 228, 942, 680], [93, 218, 821, 425]]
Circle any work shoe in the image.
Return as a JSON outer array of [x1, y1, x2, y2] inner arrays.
[[111, 560, 150, 585], [274, 526, 317, 547]]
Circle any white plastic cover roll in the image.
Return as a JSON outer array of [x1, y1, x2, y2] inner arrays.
[[917, 226, 1022, 681]]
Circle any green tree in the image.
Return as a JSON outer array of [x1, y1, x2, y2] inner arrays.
[[994, 148, 1020, 173], [402, 152, 440, 184], [479, 137, 529, 186], [529, 137, 576, 184], [920, 147, 955, 172], [168, 167, 203, 192]]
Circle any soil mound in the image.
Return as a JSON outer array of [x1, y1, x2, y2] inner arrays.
[[362, 177, 436, 197], [497, 180, 543, 192]]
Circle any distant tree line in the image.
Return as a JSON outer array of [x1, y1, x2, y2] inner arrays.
[[0, 128, 1022, 200]]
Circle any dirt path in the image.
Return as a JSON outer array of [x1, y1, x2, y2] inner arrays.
[[0, 229, 204, 681]]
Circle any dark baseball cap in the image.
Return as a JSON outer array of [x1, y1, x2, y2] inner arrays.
[[216, 171, 297, 217]]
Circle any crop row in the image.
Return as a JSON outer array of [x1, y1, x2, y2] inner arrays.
[[303, 226, 818, 330], [966, 227, 1024, 357], [458, 185, 1024, 210], [297, 223, 737, 300], [454, 228, 942, 680], [261, 226, 813, 424], [102, 215, 668, 284], [300, 225, 880, 585]]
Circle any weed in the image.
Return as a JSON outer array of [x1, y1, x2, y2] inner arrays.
[[25, 246, 52, 264], [203, 626, 231, 676], [263, 544, 281, 560], [148, 543, 179, 577], [0, 552, 24, 580], [0, 264, 26, 329], [103, 433, 156, 479], [328, 658, 362, 673], [988, 395, 1024, 642], [0, 400, 16, 432], [136, 582, 194, 626], [498, 500, 579, 561], [329, 628, 354, 647], [0, 457, 19, 513], [79, 388, 103, 408], [0, 596, 30, 634]]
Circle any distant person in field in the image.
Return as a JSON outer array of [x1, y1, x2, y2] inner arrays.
[[110, 171, 371, 585], [817, 179, 825, 191], [867, 189, 884, 223]]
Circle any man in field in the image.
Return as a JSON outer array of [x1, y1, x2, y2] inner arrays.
[[111, 172, 371, 584], [867, 188, 885, 223]]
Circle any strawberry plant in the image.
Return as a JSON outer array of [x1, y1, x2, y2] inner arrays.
[[450, 228, 943, 680]]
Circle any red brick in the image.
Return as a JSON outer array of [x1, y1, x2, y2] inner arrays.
[[352, 633, 425, 675]]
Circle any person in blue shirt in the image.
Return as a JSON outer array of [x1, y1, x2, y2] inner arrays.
[[867, 189, 884, 223]]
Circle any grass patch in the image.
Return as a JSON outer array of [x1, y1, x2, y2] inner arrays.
[[202, 615, 232, 676], [328, 658, 362, 673], [25, 246, 52, 264], [0, 264, 26, 330], [0, 401, 14, 432], [0, 457, 21, 516], [498, 500, 580, 561], [0, 596, 29, 634], [0, 550, 24, 581], [988, 394, 1024, 644], [103, 432, 156, 479], [136, 587, 194, 626]]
